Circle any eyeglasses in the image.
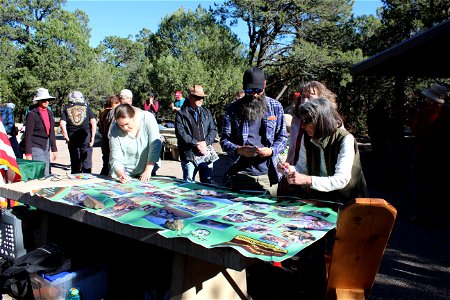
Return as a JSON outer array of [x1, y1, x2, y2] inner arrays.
[[301, 117, 313, 125], [244, 88, 263, 94], [191, 95, 204, 100]]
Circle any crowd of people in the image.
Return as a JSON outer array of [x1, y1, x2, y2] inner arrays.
[[3, 68, 449, 299], [1, 67, 369, 208], [3, 68, 449, 213]]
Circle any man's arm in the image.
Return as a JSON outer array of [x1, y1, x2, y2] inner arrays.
[[89, 118, 97, 147], [175, 112, 197, 146], [24, 112, 35, 159], [204, 109, 218, 146], [220, 107, 239, 157], [59, 120, 70, 143], [270, 101, 288, 157]]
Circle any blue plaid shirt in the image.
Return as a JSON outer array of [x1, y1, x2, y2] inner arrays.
[[220, 96, 287, 183], [0, 105, 14, 134]]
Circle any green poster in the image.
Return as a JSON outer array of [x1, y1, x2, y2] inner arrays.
[[32, 176, 337, 262]]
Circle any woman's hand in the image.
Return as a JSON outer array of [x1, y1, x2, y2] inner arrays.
[[140, 163, 155, 182], [116, 169, 129, 183], [277, 162, 292, 175], [139, 169, 152, 182]]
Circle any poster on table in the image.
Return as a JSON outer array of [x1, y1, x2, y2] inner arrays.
[[33, 176, 337, 262]]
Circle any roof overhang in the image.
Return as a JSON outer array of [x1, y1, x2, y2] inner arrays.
[[351, 19, 450, 77]]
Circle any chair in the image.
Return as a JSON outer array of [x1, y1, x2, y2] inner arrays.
[[326, 198, 397, 300]]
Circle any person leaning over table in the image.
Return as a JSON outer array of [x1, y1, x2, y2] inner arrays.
[[109, 103, 162, 183], [279, 97, 368, 207], [279, 81, 339, 196], [24, 88, 57, 176], [274, 97, 368, 299]]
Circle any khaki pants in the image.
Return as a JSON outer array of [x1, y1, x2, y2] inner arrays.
[[231, 172, 278, 197]]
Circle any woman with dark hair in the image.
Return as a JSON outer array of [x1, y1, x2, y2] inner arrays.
[[286, 81, 338, 165], [109, 103, 161, 183], [280, 97, 368, 206]]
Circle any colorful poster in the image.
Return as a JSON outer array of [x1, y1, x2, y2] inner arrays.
[[32, 176, 337, 262]]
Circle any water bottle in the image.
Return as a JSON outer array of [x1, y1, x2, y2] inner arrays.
[[67, 287, 80, 300]]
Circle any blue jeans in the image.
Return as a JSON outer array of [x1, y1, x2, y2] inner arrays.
[[181, 161, 213, 183]]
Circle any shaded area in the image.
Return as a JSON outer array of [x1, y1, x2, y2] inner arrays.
[[362, 140, 450, 299]]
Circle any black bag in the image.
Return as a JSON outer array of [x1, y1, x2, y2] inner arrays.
[[0, 243, 71, 299]]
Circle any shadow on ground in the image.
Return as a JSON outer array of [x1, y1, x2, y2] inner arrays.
[[362, 142, 450, 299]]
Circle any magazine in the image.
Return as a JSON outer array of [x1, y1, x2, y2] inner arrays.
[[193, 145, 219, 166]]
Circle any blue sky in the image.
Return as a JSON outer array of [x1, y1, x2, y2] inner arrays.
[[65, 0, 382, 48]]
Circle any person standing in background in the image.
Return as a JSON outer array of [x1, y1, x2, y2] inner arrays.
[[9, 126, 21, 159], [119, 89, 133, 106], [0, 99, 14, 135], [175, 85, 217, 183], [24, 88, 58, 175], [171, 90, 185, 112], [410, 83, 449, 224], [60, 91, 97, 174], [98, 95, 120, 176], [143, 91, 159, 118]]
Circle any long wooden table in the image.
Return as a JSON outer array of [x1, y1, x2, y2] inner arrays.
[[0, 175, 397, 299], [0, 175, 255, 299]]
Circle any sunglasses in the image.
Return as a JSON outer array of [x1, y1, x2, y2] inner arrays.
[[191, 95, 204, 100], [244, 88, 263, 94]]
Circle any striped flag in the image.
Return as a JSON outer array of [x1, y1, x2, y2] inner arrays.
[[0, 122, 21, 207]]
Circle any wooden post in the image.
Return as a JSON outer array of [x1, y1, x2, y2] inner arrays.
[[326, 198, 397, 300]]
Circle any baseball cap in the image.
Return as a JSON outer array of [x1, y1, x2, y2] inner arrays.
[[119, 89, 133, 99], [68, 91, 84, 103], [147, 91, 154, 97], [243, 67, 265, 90]]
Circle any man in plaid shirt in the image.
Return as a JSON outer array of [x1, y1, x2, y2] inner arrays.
[[220, 67, 287, 196]]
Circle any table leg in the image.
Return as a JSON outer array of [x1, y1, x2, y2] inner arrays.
[[169, 252, 248, 299]]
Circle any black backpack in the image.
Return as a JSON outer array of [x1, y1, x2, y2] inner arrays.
[[0, 243, 70, 299]]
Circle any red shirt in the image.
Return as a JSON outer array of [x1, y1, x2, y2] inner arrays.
[[39, 107, 51, 136]]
